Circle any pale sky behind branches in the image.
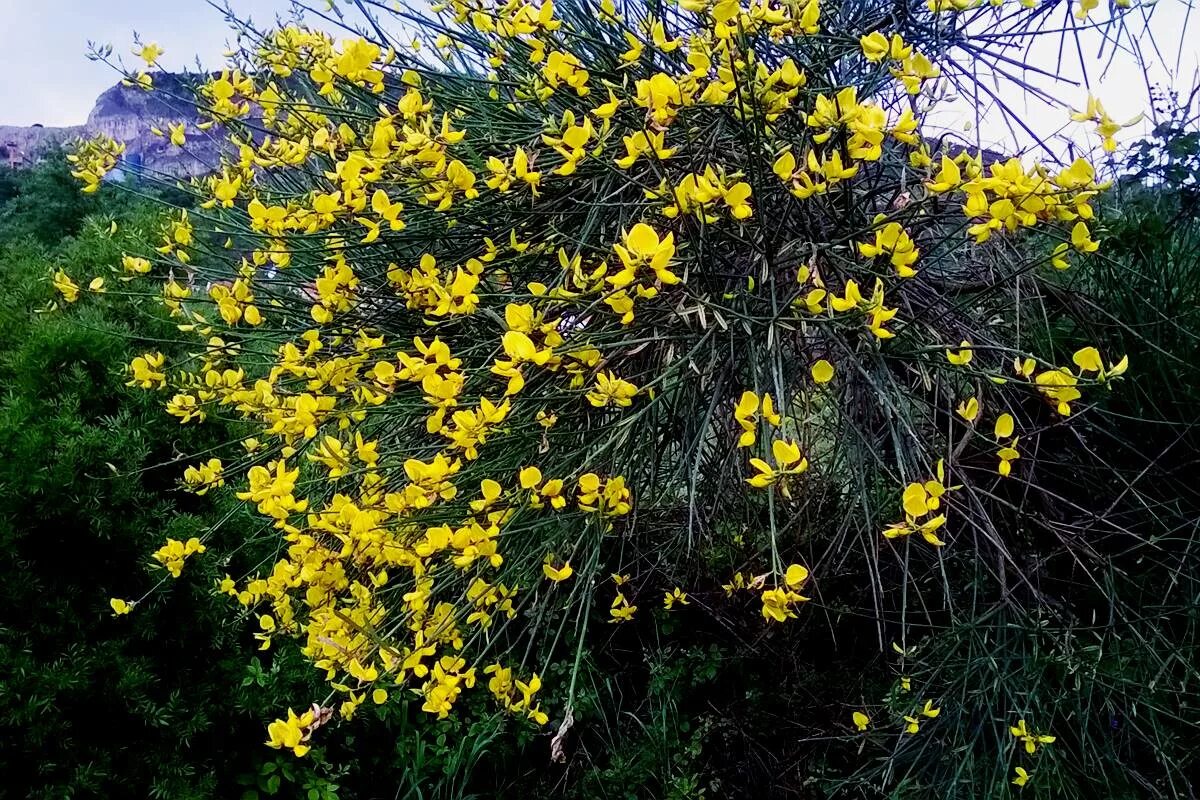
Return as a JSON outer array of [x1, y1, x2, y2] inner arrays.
[[0, 0, 1196, 158]]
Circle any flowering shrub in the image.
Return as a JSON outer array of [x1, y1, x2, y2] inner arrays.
[[65, 0, 1186, 790]]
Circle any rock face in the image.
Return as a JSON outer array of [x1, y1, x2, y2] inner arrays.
[[0, 124, 84, 168], [1, 73, 220, 178]]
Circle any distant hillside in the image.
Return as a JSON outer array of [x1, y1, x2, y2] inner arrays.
[[0, 125, 83, 168], [0, 73, 220, 178]]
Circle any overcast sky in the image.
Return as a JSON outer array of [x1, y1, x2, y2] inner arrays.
[[931, 1, 1199, 157], [0, 0, 295, 127], [0, 0, 1195, 155]]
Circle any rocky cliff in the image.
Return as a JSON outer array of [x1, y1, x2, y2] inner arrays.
[[0, 124, 84, 168], [1, 73, 220, 178]]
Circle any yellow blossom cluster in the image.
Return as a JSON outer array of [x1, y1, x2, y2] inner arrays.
[[152, 537, 207, 578], [66, 134, 126, 193], [74, 0, 1141, 763]]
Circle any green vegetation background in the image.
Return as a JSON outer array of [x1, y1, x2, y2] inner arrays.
[[0, 160, 351, 799]]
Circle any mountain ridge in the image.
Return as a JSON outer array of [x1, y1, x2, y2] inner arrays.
[[1, 73, 218, 177]]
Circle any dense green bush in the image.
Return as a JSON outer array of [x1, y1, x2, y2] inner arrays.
[[0, 152, 110, 248], [5, 32, 1200, 800], [0, 163, 574, 800], [0, 174, 345, 799]]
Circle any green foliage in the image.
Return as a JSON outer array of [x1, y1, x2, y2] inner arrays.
[[539, 104, 1200, 800], [1123, 87, 1200, 189], [6, 34, 1200, 800], [0, 170, 339, 799], [0, 149, 125, 247], [0, 160, 539, 800], [568, 643, 720, 800], [820, 113, 1200, 800]]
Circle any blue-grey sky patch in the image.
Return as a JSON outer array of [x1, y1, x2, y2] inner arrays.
[[0, 0, 294, 127]]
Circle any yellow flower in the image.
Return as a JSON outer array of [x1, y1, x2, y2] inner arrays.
[[307, 436, 351, 477], [1035, 368, 1082, 416], [1045, 240, 1071, 270], [519, 466, 543, 490], [946, 341, 973, 366], [183, 457, 225, 494], [734, 391, 759, 447], [492, 329, 553, 395], [586, 371, 639, 408], [610, 592, 637, 622], [1104, 355, 1130, 382], [152, 536, 207, 577], [722, 572, 753, 595], [137, 42, 165, 65], [860, 31, 891, 62], [1071, 221, 1099, 253], [761, 393, 781, 425], [902, 482, 932, 517], [773, 150, 797, 181], [109, 598, 134, 616], [577, 473, 633, 517], [122, 254, 152, 274], [1009, 719, 1056, 754], [1073, 346, 1103, 373], [956, 396, 980, 423], [885, 462, 953, 546], [927, 155, 961, 193], [994, 413, 1015, 439], [1070, 93, 1141, 149], [52, 270, 81, 303], [784, 563, 809, 589], [502, 331, 551, 365], [611, 223, 679, 287], [266, 707, 317, 757], [733, 390, 782, 446], [619, 30, 644, 62], [760, 586, 809, 622], [634, 72, 687, 126], [892, 50, 940, 94], [663, 587, 689, 609], [649, 18, 682, 52], [1072, 346, 1128, 383], [128, 352, 167, 389], [858, 221, 919, 277], [747, 439, 809, 490], [542, 556, 573, 582], [997, 440, 1020, 477], [1012, 767, 1031, 787], [852, 711, 870, 731], [811, 359, 835, 384]]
